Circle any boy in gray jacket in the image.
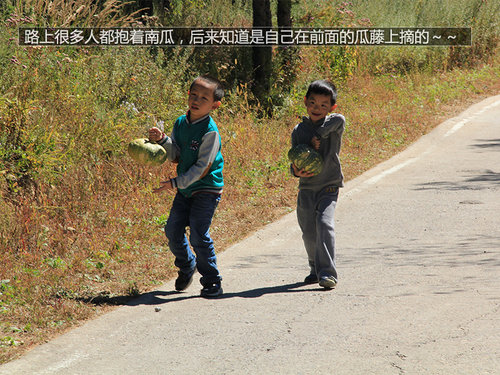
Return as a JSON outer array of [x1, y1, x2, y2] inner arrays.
[[291, 80, 345, 289]]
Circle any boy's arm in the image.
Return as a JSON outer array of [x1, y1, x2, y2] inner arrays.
[[170, 131, 220, 189], [315, 114, 345, 139], [157, 133, 180, 163], [290, 131, 298, 177], [291, 129, 298, 148], [149, 126, 180, 162]]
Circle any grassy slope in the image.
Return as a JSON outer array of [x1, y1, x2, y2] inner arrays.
[[1, 0, 499, 363]]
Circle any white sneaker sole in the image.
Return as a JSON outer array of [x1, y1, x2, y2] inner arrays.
[[319, 278, 337, 289]]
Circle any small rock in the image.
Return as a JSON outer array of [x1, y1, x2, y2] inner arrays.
[[155, 307, 161, 312]]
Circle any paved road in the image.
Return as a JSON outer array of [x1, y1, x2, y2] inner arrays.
[[2, 96, 499, 375]]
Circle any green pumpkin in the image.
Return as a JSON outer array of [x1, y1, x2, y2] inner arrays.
[[288, 144, 323, 175], [127, 138, 167, 166]]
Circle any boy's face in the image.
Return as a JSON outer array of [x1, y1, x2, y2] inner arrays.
[[304, 93, 336, 123], [188, 79, 220, 122]]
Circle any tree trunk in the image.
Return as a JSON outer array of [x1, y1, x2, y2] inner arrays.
[[152, 0, 169, 25], [276, 0, 297, 94], [252, 0, 273, 112], [277, 0, 291, 28]]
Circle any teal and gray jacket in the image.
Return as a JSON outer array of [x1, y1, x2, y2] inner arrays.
[[158, 113, 224, 197], [291, 113, 345, 191]]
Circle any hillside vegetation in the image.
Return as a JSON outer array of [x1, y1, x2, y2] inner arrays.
[[1, 0, 499, 362]]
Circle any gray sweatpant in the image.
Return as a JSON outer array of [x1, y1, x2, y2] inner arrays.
[[296, 186, 339, 281]]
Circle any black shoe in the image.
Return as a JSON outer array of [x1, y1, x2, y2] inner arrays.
[[304, 274, 318, 284], [175, 271, 194, 291], [200, 282, 223, 298]]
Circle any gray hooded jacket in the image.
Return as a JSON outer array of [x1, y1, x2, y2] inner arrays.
[[291, 113, 345, 191]]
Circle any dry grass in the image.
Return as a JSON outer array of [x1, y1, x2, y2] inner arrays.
[[12, 0, 143, 27]]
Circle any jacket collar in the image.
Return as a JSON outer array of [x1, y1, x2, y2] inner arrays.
[[186, 111, 210, 125], [302, 114, 334, 128]]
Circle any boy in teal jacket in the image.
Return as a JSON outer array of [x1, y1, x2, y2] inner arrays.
[[149, 75, 224, 298]]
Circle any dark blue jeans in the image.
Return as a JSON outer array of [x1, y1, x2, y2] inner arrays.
[[165, 192, 221, 287]]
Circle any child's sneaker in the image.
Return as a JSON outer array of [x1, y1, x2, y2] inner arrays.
[[200, 282, 223, 298], [175, 270, 194, 291], [319, 276, 337, 289], [304, 273, 318, 284]]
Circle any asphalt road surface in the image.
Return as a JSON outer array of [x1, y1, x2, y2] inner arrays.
[[2, 96, 499, 375]]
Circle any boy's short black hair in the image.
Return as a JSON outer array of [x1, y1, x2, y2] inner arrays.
[[191, 75, 225, 102], [305, 80, 337, 106]]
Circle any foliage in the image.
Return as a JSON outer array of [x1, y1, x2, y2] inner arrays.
[[293, 0, 500, 76], [7, 0, 141, 27]]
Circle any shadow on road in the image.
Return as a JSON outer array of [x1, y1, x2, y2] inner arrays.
[[413, 168, 500, 191], [76, 282, 325, 307], [412, 137, 500, 191], [470, 138, 500, 150]]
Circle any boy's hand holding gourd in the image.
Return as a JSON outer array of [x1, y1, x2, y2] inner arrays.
[[292, 163, 315, 178], [147, 127, 174, 193], [148, 127, 164, 143]]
